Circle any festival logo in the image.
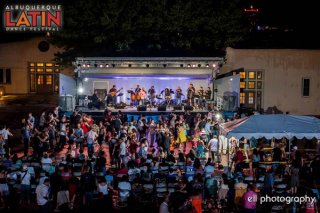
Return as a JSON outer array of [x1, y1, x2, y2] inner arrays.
[[3, 4, 63, 32]]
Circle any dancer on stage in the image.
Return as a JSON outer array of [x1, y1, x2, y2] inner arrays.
[[187, 83, 195, 106]]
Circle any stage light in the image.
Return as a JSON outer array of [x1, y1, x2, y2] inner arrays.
[[215, 113, 221, 120], [128, 64, 132, 67], [212, 64, 216, 68], [230, 78, 233, 81], [187, 64, 191, 67], [198, 64, 201, 67], [82, 64, 86, 68], [84, 78, 88, 82], [78, 87, 84, 94], [99, 64, 103, 68], [180, 64, 183, 67], [192, 64, 196, 68], [112, 64, 115, 67], [146, 64, 149, 67], [163, 64, 167, 68], [77, 64, 81, 67], [86, 64, 90, 68], [94, 64, 97, 68], [206, 64, 210, 67], [106, 64, 110, 67]]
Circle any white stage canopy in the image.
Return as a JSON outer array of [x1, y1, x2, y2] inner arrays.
[[219, 114, 320, 139]]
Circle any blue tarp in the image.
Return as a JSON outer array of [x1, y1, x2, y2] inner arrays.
[[220, 114, 320, 139]]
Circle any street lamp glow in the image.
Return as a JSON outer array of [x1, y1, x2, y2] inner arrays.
[[78, 87, 84, 94]]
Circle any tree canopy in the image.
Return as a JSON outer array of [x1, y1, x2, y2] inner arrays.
[[51, 0, 248, 63]]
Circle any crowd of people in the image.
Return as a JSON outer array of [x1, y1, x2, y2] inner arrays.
[[0, 107, 319, 213]]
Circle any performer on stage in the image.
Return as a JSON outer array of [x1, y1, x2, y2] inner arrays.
[[135, 84, 141, 106], [148, 85, 156, 106], [205, 87, 212, 100], [176, 86, 183, 105], [91, 90, 102, 109], [198, 86, 205, 109], [139, 87, 147, 105], [187, 83, 195, 106], [109, 85, 117, 106]]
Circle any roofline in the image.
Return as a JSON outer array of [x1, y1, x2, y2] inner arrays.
[[75, 57, 224, 62]]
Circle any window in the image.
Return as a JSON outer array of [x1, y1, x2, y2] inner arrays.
[[257, 81, 262, 89], [302, 78, 310, 97], [37, 63, 44, 67], [248, 71, 255, 79], [257, 71, 262, 79], [46, 75, 52, 85], [46, 69, 53, 73], [240, 82, 246, 89], [240, 72, 246, 79], [240, 93, 245, 104], [37, 68, 44, 73], [0, 68, 11, 84], [249, 92, 255, 104], [248, 81, 255, 89], [30, 74, 35, 92], [37, 75, 44, 85]]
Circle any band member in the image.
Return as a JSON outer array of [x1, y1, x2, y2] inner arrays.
[[109, 85, 117, 105], [205, 87, 212, 100], [148, 86, 156, 105], [198, 86, 205, 109], [91, 90, 102, 109], [187, 83, 195, 106], [198, 86, 205, 98], [135, 84, 141, 106], [176, 86, 183, 105], [139, 87, 147, 105]]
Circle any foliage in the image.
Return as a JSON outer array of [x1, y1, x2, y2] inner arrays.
[[51, 0, 248, 64]]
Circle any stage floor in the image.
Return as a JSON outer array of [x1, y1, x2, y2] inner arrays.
[[75, 105, 209, 115]]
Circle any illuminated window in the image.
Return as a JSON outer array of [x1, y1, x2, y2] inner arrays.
[[46, 75, 52, 85], [37, 63, 44, 67], [240, 72, 246, 79], [233, 72, 237, 75], [37, 68, 44, 72], [240, 93, 245, 104], [30, 63, 35, 67], [248, 71, 255, 79], [46, 63, 53, 67], [46, 68, 53, 73], [257, 71, 262, 79], [55, 68, 60, 73], [30, 68, 35, 72], [240, 82, 246, 89], [37, 75, 44, 85], [249, 92, 254, 104], [248, 81, 255, 89]]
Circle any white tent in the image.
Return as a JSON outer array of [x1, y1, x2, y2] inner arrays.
[[219, 114, 320, 139]]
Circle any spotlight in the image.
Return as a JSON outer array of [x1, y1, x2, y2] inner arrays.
[[99, 64, 103, 68], [187, 64, 191, 68], [128, 64, 132, 67], [215, 113, 221, 120], [112, 64, 115, 68], [206, 64, 210, 68], [146, 64, 149, 68], [180, 64, 183, 67], [106, 64, 110, 68], [212, 64, 216, 68], [82, 64, 86, 68], [84, 78, 88, 82], [163, 64, 167, 68], [77, 64, 81, 67], [192, 64, 196, 68], [78, 87, 84, 94], [198, 64, 201, 67], [86, 64, 90, 68]]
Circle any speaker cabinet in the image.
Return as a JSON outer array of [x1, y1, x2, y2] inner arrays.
[[173, 105, 182, 110], [114, 104, 126, 109], [137, 105, 147, 111], [157, 105, 166, 111], [184, 105, 193, 111]]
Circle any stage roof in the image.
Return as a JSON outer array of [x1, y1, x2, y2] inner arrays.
[[74, 57, 223, 79]]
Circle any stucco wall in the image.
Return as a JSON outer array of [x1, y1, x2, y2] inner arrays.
[[221, 48, 320, 115], [0, 37, 72, 94]]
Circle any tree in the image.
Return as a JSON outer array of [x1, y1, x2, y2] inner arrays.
[[51, 0, 248, 64]]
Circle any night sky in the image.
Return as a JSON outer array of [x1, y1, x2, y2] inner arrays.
[[0, 0, 319, 49]]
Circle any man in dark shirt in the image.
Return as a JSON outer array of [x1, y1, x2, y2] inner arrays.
[[80, 166, 96, 208], [272, 143, 282, 162]]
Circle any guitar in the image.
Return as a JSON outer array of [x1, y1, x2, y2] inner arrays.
[[110, 88, 123, 97]]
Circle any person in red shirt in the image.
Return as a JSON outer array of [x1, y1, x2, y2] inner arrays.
[[234, 146, 244, 165], [117, 163, 128, 175]]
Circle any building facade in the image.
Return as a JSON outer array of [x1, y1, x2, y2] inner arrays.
[[0, 37, 72, 94], [221, 48, 320, 115]]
